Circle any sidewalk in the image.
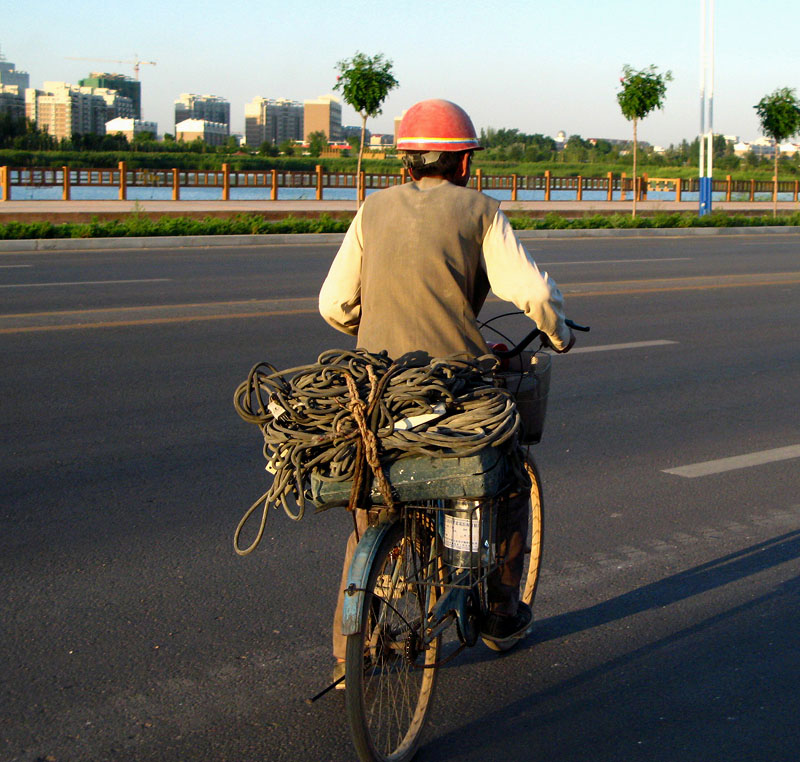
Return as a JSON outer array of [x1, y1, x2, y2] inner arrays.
[[2, 197, 799, 224]]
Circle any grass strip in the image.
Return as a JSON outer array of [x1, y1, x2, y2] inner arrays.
[[2, 211, 800, 240]]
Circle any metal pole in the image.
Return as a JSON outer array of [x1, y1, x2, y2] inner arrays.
[[699, 0, 714, 216], [707, 0, 714, 182], [699, 0, 706, 188]]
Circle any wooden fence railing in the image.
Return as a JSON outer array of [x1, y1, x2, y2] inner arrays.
[[2, 162, 798, 203]]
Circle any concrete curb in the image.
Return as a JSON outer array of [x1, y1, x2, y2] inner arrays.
[[1, 225, 799, 252], [0, 232, 347, 252], [514, 225, 800, 239]]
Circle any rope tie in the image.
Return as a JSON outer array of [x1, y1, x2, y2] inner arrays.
[[344, 372, 395, 510]]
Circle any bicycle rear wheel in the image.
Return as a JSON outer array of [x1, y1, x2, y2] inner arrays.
[[345, 516, 441, 762]]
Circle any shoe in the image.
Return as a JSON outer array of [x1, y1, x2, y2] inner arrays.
[[480, 602, 532, 651], [332, 660, 346, 690]]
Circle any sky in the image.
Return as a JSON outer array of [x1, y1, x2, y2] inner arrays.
[[4, 0, 800, 147]]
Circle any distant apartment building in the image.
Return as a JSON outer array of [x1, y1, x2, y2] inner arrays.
[[95, 88, 135, 120], [303, 95, 342, 141], [749, 136, 792, 159], [25, 82, 134, 140], [0, 54, 29, 91], [244, 97, 303, 147], [342, 124, 365, 143], [0, 85, 25, 119], [105, 117, 158, 141], [734, 137, 800, 158], [79, 73, 142, 119], [778, 142, 800, 156], [174, 94, 230, 134], [0, 53, 29, 119], [393, 113, 405, 146], [732, 136, 776, 159], [175, 118, 227, 146], [370, 134, 392, 147], [26, 86, 104, 140]]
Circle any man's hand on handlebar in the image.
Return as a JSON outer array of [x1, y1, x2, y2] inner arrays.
[[539, 320, 583, 355], [538, 327, 574, 353], [555, 328, 576, 354]]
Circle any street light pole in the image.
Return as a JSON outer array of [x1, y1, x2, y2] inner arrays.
[[707, 0, 715, 181], [699, 0, 714, 216]]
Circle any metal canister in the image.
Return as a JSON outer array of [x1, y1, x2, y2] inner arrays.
[[440, 499, 496, 570]]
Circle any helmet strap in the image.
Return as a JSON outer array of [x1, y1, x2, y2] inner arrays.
[[401, 151, 442, 170]]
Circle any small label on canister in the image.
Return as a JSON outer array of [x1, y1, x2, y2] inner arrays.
[[443, 513, 480, 553]]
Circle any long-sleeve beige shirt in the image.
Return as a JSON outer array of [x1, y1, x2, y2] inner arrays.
[[319, 204, 571, 352]]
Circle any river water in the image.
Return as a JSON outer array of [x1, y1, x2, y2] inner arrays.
[[7, 186, 795, 204]]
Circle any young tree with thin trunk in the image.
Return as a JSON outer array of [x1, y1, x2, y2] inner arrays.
[[334, 52, 398, 208], [307, 130, 328, 158], [754, 87, 800, 218], [617, 65, 672, 217]]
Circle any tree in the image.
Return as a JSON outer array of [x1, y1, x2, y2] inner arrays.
[[219, 135, 240, 154], [0, 114, 57, 150], [617, 64, 672, 216], [593, 139, 614, 156], [258, 140, 277, 157], [564, 134, 589, 163], [346, 134, 361, 154], [754, 87, 800, 217], [307, 130, 328, 157], [334, 51, 398, 207]]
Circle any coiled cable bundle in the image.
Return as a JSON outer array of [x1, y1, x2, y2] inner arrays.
[[232, 348, 520, 554]]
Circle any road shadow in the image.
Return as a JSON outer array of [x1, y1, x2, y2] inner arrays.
[[447, 528, 800, 674], [533, 528, 800, 643], [421, 530, 800, 762]]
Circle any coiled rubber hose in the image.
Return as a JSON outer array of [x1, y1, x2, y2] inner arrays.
[[232, 348, 520, 554]]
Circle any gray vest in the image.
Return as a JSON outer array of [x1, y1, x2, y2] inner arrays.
[[357, 178, 500, 361]]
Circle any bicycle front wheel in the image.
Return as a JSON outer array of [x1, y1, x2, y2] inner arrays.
[[482, 453, 544, 652], [345, 517, 441, 762]]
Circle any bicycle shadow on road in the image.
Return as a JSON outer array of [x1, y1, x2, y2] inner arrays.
[[533, 527, 800, 644], [421, 530, 800, 762], [450, 527, 800, 671]]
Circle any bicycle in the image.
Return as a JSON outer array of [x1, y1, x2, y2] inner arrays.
[[311, 316, 589, 762]]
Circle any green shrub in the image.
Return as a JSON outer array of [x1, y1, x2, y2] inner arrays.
[[3, 210, 800, 240]]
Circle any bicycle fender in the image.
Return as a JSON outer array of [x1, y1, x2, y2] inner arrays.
[[341, 522, 395, 637]]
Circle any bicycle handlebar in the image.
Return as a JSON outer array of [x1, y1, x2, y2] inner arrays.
[[491, 318, 590, 359]]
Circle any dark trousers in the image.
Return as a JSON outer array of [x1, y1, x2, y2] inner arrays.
[[331, 489, 529, 659]]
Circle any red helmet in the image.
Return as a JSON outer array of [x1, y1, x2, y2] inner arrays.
[[396, 99, 482, 152]]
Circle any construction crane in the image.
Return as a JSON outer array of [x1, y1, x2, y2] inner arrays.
[[65, 55, 157, 79]]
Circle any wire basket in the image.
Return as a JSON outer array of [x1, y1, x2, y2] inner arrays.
[[404, 500, 500, 592], [496, 351, 552, 444]]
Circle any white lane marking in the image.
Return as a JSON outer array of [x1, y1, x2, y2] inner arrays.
[[570, 340, 678, 354], [663, 445, 800, 478], [737, 240, 800, 246], [0, 278, 171, 289], [0, 264, 33, 269], [539, 258, 693, 266]]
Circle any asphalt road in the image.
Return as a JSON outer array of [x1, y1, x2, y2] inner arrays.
[[1, 232, 799, 761]]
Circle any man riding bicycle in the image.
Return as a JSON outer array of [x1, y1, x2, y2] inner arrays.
[[319, 99, 573, 678]]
